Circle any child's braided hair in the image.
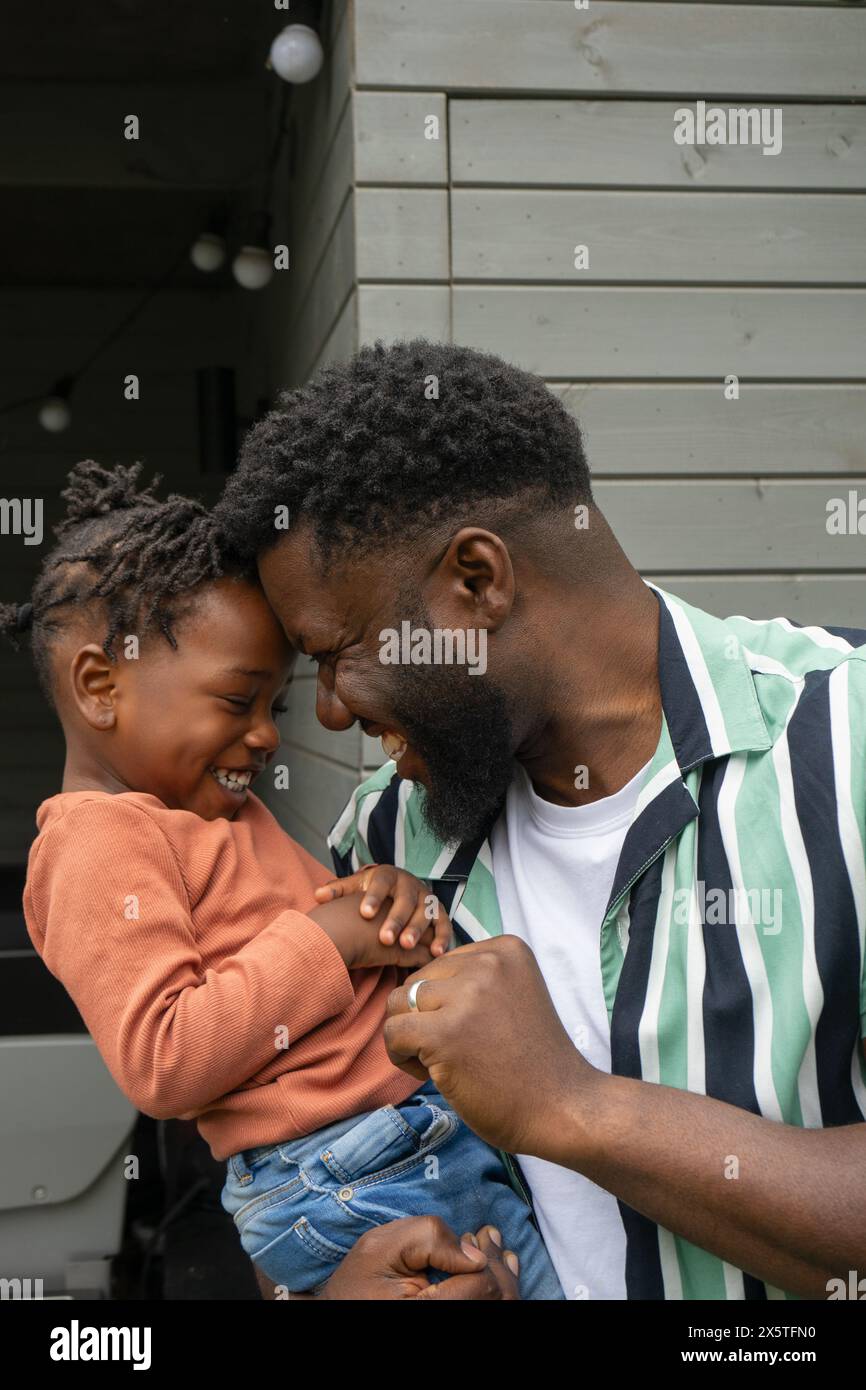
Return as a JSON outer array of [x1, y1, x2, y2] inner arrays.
[[0, 460, 248, 704]]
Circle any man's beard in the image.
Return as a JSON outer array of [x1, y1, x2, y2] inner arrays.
[[388, 653, 516, 846]]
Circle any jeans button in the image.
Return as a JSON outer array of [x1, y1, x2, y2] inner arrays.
[[338, 1186, 353, 1201]]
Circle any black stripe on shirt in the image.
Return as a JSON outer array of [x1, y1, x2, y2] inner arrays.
[[655, 595, 714, 771], [611, 853, 667, 1299], [787, 669, 864, 1126], [697, 757, 762, 1119], [365, 774, 402, 865]]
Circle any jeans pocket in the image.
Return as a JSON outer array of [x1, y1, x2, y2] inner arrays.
[[239, 1211, 354, 1293], [319, 1094, 459, 1189], [290, 1216, 353, 1264], [226, 1164, 306, 1234]]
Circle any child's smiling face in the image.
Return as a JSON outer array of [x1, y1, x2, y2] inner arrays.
[[63, 577, 295, 820]]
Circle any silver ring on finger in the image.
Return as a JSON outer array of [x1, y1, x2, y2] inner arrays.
[[407, 978, 429, 1012]]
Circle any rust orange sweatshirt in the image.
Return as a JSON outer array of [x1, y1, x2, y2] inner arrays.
[[23, 789, 418, 1161]]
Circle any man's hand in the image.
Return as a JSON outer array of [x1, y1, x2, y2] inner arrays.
[[384, 934, 598, 1156], [256, 1217, 521, 1300], [315, 865, 451, 957]]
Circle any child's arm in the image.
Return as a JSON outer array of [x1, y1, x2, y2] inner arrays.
[[24, 799, 426, 1120], [314, 866, 452, 958]]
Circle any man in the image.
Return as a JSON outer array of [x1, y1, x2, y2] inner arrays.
[[217, 338, 866, 1300]]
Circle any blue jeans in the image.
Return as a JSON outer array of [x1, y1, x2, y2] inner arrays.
[[221, 1080, 564, 1299]]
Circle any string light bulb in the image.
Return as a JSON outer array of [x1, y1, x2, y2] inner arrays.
[[232, 211, 274, 290], [190, 231, 227, 273], [269, 24, 323, 84], [38, 378, 73, 433], [232, 245, 273, 290]]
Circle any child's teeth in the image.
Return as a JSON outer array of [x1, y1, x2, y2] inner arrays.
[[381, 732, 407, 761], [212, 767, 252, 790]]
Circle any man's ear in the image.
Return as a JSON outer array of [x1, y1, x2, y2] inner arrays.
[[69, 644, 120, 731], [426, 527, 515, 631]]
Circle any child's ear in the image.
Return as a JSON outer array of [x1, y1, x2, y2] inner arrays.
[[69, 644, 120, 731]]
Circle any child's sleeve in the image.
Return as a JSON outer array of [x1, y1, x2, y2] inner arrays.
[[24, 799, 354, 1118]]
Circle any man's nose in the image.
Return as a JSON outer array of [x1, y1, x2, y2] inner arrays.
[[316, 672, 356, 732]]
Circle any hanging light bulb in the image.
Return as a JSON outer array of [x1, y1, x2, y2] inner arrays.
[[232, 246, 273, 290], [269, 24, 323, 84], [39, 396, 72, 432], [190, 231, 227, 273], [38, 378, 73, 433], [232, 212, 273, 290]]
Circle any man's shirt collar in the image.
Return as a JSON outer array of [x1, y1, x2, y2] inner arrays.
[[593, 585, 774, 917], [649, 583, 772, 770]]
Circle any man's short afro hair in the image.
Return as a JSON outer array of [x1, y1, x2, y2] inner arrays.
[[218, 337, 592, 562]]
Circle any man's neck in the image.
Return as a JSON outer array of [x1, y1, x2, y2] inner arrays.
[[517, 579, 662, 808]]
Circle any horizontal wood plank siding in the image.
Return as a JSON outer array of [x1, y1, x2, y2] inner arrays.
[[551, 385, 866, 475], [451, 100, 866, 190], [452, 287, 866, 378], [594, 479, 866, 570], [354, 92, 449, 184], [356, 188, 450, 280], [452, 190, 866, 283], [357, 284, 451, 343], [355, 2, 866, 97]]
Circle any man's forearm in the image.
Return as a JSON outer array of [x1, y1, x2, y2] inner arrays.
[[550, 1067, 866, 1298]]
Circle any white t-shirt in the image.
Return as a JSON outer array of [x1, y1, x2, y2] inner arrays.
[[490, 757, 650, 1301]]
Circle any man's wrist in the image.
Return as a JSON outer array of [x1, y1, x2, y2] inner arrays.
[[534, 1051, 613, 1171]]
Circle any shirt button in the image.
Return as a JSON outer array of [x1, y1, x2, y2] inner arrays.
[[338, 1187, 354, 1201]]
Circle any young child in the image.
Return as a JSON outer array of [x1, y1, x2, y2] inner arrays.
[[8, 461, 564, 1299]]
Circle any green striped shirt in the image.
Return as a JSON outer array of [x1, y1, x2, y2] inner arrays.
[[329, 584, 866, 1300]]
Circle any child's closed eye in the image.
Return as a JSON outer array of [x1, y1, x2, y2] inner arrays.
[[219, 696, 288, 715]]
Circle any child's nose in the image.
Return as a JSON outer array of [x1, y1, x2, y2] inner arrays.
[[245, 716, 281, 755]]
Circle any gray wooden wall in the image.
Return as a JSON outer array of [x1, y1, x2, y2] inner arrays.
[[253, 0, 866, 855]]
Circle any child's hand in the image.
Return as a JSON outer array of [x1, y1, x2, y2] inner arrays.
[[308, 894, 443, 972], [314, 865, 452, 958]]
